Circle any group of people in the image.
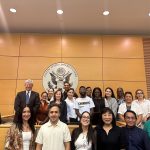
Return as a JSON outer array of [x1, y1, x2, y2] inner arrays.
[[4, 79, 150, 149]]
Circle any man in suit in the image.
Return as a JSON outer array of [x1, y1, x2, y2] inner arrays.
[[14, 79, 40, 124]]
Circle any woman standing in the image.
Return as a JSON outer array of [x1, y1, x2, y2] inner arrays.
[[47, 88, 54, 102], [65, 88, 77, 123], [95, 107, 125, 150], [92, 87, 108, 125], [36, 92, 49, 125], [134, 89, 150, 124], [50, 89, 67, 123], [116, 87, 125, 106], [105, 87, 118, 117], [5, 106, 36, 150], [71, 111, 95, 150], [92, 87, 108, 113]]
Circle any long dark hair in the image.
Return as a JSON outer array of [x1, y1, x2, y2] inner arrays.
[[74, 111, 94, 144], [105, 87, 116, 99], [16, 105, 35, 133], [99, 107, 116, 127]]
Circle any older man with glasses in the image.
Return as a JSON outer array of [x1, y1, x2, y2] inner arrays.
[[14, 79, 40, 124]]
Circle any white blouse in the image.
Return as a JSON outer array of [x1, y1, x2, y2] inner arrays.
[[65, 97, 77, 120], [118, 102, 143, 115], [75, 133, 92, 150], [133, 99, 150, 117], [22, 131, 32, 150]]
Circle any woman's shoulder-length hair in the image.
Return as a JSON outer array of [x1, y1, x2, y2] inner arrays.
[[99, 107, 116, 127]]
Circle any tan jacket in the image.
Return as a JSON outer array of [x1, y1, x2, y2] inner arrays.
[[4, 124, 36, 150]]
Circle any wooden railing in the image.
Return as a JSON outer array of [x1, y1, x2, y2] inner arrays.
[[0, 121, 126, 149], [1, 114, 14, 124]]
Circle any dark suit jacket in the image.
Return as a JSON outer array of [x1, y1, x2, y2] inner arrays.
[[14, 90, 40, 123]]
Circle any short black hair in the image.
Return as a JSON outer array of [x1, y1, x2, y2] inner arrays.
[[124, 110, 137, 119], [79, 86, 86, 90], [64, 81, 70, 86], [124, 91, 133, 100], [48, 103, 61, 113]]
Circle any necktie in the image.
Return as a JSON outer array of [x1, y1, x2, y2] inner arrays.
[[26, 91, 30, 104]]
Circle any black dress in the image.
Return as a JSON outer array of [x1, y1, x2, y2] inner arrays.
[[95, 125, 126, 150], [92, 98, 105, 125]]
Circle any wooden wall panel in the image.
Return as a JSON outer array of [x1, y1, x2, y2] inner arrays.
[[103, 58, 146, 81], [62, 35, 102, 57], [0, 34, 20, 56], [0, 56, 18, 79], [103, 81, 147, 98], [0, 80, 16, 105], [0, 34, 147, 115], [78, 81, 103, 89], [62, 58, 102, 80], [18, 57, 61, 79], [0, 105, 14, 115], [20, 34, 61, 57], [103, 36, 144, 58], [143, 38, 150, 98]]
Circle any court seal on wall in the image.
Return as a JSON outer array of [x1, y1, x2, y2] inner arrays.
[[43, 62, 78, 91]]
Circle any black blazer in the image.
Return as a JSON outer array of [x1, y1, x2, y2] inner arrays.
[[14, 90, 40, 123]]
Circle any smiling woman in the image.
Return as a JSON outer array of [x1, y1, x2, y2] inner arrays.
[[95, 107, 126, 150], [4, 106, 36, 150], [71, 111, 95, 150]]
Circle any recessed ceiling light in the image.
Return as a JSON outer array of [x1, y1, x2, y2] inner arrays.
[[10, 8, 16, 13], [149, 13, 150, 16], [57, 9, 63, 15], [103, 11, 109, 16]]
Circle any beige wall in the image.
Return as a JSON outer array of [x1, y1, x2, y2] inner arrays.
[[0, 34, 147, 115]]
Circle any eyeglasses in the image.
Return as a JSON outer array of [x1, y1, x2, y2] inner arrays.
[[125, 116, 136, 120], [82, 116, 90, 120]]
